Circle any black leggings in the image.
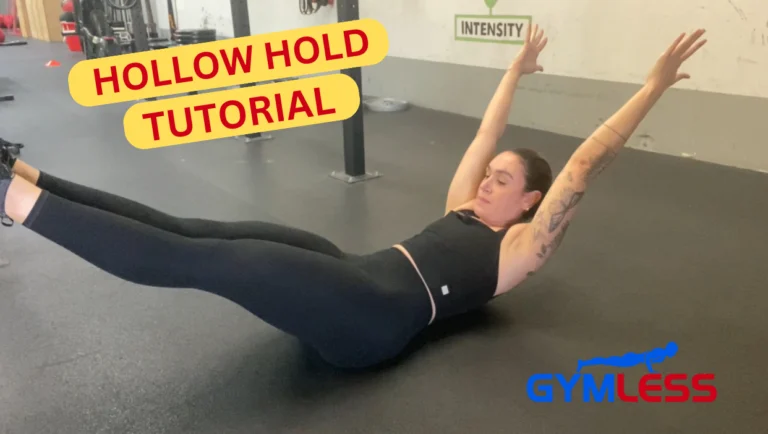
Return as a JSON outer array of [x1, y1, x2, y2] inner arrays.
[[22, 172, 433, 369]]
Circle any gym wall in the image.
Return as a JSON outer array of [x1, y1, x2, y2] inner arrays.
[[360, 0, 768, 172], [147, 0, 336, 38], [147, 0, 768, 172], [146, 0, 231, 39]]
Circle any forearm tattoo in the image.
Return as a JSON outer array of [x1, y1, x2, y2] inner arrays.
[[530, 172, 584, 259], [547, 189, 583, 232], [537, 221, 572, 259]]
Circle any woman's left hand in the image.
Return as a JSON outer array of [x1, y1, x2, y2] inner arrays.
[[645, 29, 707, 93], [509, 23, 548, 75]]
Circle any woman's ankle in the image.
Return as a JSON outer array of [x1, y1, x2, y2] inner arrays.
[[12, 160, 40, 185]]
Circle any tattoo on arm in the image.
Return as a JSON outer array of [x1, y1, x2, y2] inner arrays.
[[528, 172, 584, 260], [536, 221, 571, 258], [547, 188, 584, 233]]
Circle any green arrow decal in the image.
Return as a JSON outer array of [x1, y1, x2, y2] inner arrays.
[[485, 0, 498, 14]]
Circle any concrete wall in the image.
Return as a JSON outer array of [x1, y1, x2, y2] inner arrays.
[[144, 0, 768, 172], [145, 0, 232, 38], [362, 57, 768, 173], [146, 0, 337, 38], [359, 0, 768, 172], [363, 0, 768, 99]]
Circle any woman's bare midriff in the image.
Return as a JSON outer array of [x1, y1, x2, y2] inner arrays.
[[392, 244, 437, 325]]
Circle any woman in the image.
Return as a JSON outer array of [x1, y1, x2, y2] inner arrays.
[[0, 26, 706, 369]]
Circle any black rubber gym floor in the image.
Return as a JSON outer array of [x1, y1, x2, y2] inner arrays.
[[2, 41, 767, 434]]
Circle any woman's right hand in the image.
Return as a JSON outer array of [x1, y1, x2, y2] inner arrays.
[[645, 29, 707, 92]]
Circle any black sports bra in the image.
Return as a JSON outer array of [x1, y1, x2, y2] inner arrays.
[[398, 209, 509, 321]]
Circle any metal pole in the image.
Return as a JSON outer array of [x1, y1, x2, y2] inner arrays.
[[330, 0, 380, 183], [130, 0, 149, 52], [73, 0, 87, 58], [230, 0, 272, 142], [230, 0, 249, 38]]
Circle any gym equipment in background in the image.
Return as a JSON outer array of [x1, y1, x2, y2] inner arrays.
[[235, 0, 376, 181], [173, 28, 216, 44], [233, 0, 376, 181], [1, 0, 20, 37], [67, 0, 151, 59], [68, 0, 127, 58], [329, 0, 380, 183], [300, 0, 334, 15]]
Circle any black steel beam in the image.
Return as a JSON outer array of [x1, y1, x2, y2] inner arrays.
[[334, 0, 374, 181], [130, 0, 149, 52], [230, 0, 250, 38], [229, 0, 271, 142]]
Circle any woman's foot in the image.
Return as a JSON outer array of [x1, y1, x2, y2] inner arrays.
[[0, 161, 41, 227], [0, 156, 14, 226], [0, 140, 39, 185], [0, 138, 23, 168]]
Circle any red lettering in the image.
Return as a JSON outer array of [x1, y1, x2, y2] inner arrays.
[[168, 108, 193, 137], [194, 52, 219, 80], [142, 111, 165, 141], [295, 36, 320, 64], [94, 66, 119, 95], [151, 60, 172, 87], [344, 29, 368, 57], [123, 63, 149, 91], [265, 40, 291, 69], [639, 374, 662, 402], [172, 57, 193, 83], [617, 374, 638, 402], [692, 373, 717, 402], [274, 93, 284, 122], [288, 90, 313, 120], [194, 103, 217, 133], [249, 96, 273, 124], [220, 46, 253, 75], [314, 87, 335, 116], [220, 100, 246, 129], [322, 33, 343, 60], [663, 374, 689, 403]]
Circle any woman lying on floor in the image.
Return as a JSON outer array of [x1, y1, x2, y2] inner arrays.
[[0, 26, 707, 369]]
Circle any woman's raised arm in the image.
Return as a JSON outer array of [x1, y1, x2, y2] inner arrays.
[[497, 29, 708, 293], [444, 24, 549, 213]]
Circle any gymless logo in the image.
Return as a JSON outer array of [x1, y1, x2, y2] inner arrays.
[[455, 0, 531, 45], [527, 342, 718, 403]]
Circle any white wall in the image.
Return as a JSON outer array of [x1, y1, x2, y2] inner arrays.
[[361, 0, 768, 99], [146, 0, 768, 99], [248, 1, 336, 35], [148, 0, 233, 37], [147, 0, 337, 39]]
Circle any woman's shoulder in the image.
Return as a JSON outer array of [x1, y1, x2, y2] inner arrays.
[[446, 199, 476, 216]]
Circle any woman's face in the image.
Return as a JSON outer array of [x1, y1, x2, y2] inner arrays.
[[474, 151, 541, 228]]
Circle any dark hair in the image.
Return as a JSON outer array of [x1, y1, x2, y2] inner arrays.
[[509, 148, 553, 222]]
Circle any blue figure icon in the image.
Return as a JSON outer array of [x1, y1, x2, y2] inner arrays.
[[576, 342, 678, 373]]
